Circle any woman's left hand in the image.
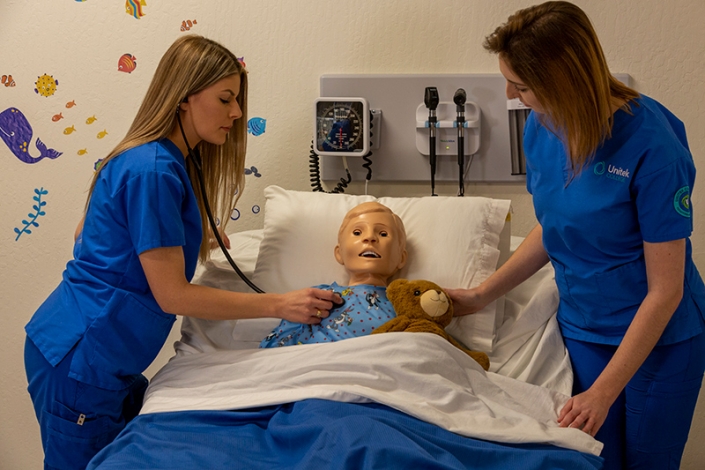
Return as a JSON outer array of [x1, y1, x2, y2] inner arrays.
[[557, 387, 613, 437]]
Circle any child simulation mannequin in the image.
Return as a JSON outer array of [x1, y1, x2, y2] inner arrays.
[[261, 202, 407, 347]]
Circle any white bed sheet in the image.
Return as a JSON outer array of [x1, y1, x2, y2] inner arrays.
[[144, 332, 600, 456]]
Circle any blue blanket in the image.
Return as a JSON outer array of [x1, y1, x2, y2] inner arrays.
[[88, 399, 602, 469]]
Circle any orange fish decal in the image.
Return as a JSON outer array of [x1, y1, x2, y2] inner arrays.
[[52, 113, 64, 122], [118, 54, 137, 74], [2, 75, 16, 87], [66, 100, 77, 108], [180, 19, 197, 31]]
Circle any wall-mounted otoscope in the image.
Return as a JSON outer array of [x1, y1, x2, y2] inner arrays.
[[424, 87, 439, 196], [453, 88, 466, 197]]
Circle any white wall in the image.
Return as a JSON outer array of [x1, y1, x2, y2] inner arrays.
[[1, 1, 703, 468]]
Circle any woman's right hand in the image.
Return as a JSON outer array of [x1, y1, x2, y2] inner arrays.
[[446, 287, 489, 317], [278, 288, 343, 324]]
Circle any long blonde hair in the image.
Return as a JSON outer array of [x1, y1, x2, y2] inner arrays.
[[484, 1, 638, 174], [87, 35, 248, 261]]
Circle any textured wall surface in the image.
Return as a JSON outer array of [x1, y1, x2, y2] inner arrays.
[[1, 1, 703, 468]]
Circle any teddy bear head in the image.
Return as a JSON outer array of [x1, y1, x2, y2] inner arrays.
[[386, 278, 454, 327]]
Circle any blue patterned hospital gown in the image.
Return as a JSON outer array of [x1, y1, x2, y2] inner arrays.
[[259, 282, 396, 348]]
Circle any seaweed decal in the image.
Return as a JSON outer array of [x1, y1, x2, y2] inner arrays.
[[15, 187, 48, 241]]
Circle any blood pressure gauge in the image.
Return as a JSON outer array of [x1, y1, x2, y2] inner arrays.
[[314, 97, 370, 156]]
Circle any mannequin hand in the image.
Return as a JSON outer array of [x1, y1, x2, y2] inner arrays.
[[445, 287, 488, 317], [557, 387, 612, 437], [279, 288, 343, 325], [209, 228, 231, 250]]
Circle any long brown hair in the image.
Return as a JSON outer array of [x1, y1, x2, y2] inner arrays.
[[484, 1, 638, 174], [86, 35, 248, 261]]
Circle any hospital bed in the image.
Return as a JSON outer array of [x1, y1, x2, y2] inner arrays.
[[87, 186, 604, 469]]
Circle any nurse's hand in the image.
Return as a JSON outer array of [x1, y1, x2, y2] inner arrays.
[[557, 387, 612, 437], [279, 288, 343, 325], [446, 287, 489, 316]]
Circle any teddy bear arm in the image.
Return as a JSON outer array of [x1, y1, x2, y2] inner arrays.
[[446, 335, 490, 371]]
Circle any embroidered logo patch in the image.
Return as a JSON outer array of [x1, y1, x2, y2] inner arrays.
[[674, 186, 691, 218]]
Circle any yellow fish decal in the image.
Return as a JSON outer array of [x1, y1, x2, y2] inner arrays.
[[97, 129, 108, 139], [86, 115, 97, 125], [63, 125, 76, 135], [77, 149, 88, 156], [125, 0, 146, 19]]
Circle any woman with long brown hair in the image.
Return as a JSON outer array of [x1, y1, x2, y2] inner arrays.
[[448, 3, 705, 468], [24, 35, 340, 469]]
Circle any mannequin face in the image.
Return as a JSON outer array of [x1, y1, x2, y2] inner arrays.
[[334, 203, 407, 286]]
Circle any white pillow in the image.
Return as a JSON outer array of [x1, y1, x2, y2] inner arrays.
[[252, 186, 511, 352]]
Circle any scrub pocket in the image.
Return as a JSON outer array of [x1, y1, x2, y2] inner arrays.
[[633, 378, 702, 452], [42, 399, 123, 469], [70, 290, 175, 390]]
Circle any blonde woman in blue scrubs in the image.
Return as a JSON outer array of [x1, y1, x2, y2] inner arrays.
[[447, 2, 705, 469], [24, 35, 340, 470]]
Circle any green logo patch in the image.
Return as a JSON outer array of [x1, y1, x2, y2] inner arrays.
[[674, 186, 691, 218]]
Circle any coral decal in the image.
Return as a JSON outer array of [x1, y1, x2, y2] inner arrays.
[[35, 74, 59, 97], [2, 75, 16, 87], [117, 54, 137, 73], [14, 188, 48, 241], [0, 108, 63, 163], [125, 0, 146, 19], [247, 117, 266, 136], [180, 19, 197, 31]]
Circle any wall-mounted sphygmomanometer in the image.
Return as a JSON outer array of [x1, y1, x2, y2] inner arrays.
[[311, 97, 381, 194], [314, 98, 370, 157]]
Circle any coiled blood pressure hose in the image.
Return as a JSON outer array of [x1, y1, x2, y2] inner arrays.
[[177, 109, 265, 293]]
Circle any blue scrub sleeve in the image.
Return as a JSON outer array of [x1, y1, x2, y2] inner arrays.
[[633, 157, 694, 243], [122, 171, 189, 255]]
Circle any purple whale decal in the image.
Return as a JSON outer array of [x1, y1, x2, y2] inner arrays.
[[0, 107, 63, 163]]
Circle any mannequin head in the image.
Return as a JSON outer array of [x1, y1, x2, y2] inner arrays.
[[334, 202, 407, 287]]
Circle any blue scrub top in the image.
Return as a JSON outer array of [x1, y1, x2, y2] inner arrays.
[[26, 139, 202, 390], [524, 95, 705, 345]]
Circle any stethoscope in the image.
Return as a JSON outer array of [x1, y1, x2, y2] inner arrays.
[[176, 107, 265, 293]]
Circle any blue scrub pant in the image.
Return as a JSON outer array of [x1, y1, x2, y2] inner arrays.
[[24, 337, 148, 470], [565, 332, 705, 470]]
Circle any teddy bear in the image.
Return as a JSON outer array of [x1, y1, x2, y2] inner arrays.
[[371, 279, 490, 371]]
